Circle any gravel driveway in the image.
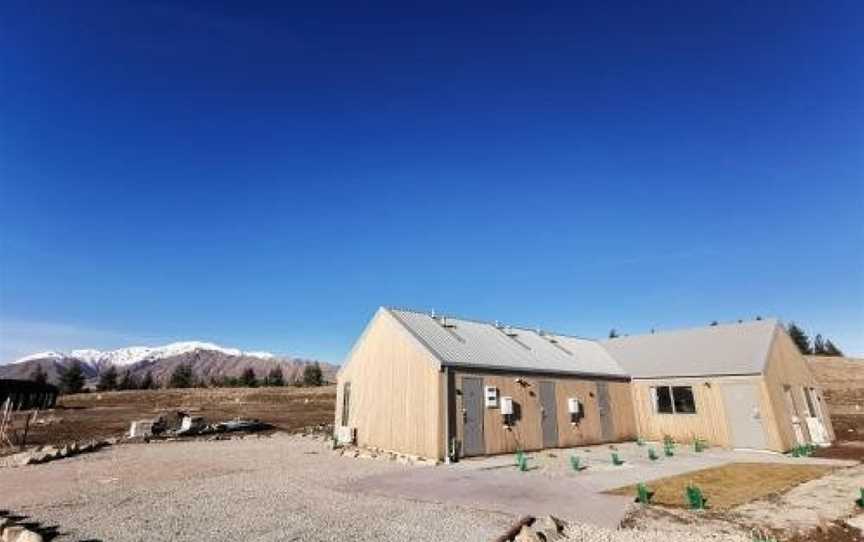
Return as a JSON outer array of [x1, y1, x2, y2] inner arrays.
[[1, 434, 513, 541]]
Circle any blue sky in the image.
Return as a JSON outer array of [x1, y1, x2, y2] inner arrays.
[[1, 1, 862, 363]]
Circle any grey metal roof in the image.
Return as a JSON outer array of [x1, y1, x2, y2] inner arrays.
[[601, 319, 780, 378], [387, 308, 628, 377]]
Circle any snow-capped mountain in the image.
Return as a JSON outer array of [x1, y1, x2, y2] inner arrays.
[[0, 341, 335, 386], [13, 341, 278, 370]]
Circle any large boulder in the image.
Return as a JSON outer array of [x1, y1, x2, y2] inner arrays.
[[2, 525, 27, 542], [16, 531, 44, 542]]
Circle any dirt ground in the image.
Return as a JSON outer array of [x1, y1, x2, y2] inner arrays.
[[3, 385, 336, 449], [608, 463, 836, 510]]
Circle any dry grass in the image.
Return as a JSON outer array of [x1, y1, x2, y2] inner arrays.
[[5, 385, 336, 449], [607, 462, 834, 510]]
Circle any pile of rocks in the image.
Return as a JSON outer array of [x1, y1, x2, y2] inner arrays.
[[0, 517, 43, 542], [335, 445, 438, 466], [2, 439, 113, 467]]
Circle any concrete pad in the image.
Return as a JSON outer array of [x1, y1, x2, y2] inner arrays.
[[349, 466, 634, 528], [348, 442, 855, 530]]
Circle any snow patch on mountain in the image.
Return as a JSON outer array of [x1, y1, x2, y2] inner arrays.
[[14, 342, 278, 367], [16, 351, 65, 364]]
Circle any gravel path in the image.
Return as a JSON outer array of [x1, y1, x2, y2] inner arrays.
[[1, 434, 513, 541]]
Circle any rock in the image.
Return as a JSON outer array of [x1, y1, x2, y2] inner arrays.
[[106, 437, 120, 445], [0, 519, 8, 531], [514, 525, 543, 542], [41, 446, 60, 459], [16, 531, 44, 542], [2, 525, 26, 542], [532, 515, 564, 540]]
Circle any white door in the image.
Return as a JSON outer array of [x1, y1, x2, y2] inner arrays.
[[783, 386, 805, 445], [803, 387, 830, 444], [722, 383, 768, 449]]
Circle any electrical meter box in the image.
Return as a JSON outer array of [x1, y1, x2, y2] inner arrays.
[[485, 386, 498, 408], [567, 397, 581, 414], [500, 396, 514, 415]]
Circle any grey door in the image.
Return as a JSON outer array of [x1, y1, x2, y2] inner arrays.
[[596, 382, 615, 441], [539, 381, 559, 448], [721, 383, 768, 449], [462, 377, 485, 456]]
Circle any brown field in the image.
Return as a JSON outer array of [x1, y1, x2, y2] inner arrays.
[[808, 356, 864, 440], [6, 385, 336, 448], [607, 463, 835, 510]]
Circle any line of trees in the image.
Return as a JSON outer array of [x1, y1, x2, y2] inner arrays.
[[786, 323, 844, 356], [167, 363, 324, 389], [31, 360, 325, 394]]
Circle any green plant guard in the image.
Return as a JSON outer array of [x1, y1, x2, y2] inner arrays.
[[570, 455, 584, 472], [664, 443, 674, 457], [636, 437, 645, 447], [648, 448, 659, 461], [694, 439, 706, 453], [685, 485, 707, 510], [856, 488, 864, 508], [611, 452, 624, 466], [635, 482, 653, 504], [516, 450, 528, 472]]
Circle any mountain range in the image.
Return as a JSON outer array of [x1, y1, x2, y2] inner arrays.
[[0, 341, 337, 386]]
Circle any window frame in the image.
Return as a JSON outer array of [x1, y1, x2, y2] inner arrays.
[[650, 384, 697, 415]]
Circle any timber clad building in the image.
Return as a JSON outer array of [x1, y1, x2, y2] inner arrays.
[[335, 307, 834, 461]]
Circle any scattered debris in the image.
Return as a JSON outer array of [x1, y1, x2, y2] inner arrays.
[[126, 415, 273, 442]]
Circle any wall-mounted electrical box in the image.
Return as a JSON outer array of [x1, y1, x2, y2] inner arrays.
[[500, 396, 514, 415], [485, 386, 498, 408], [567, 397, 581, 414]]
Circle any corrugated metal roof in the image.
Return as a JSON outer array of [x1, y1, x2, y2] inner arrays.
[[386, 308, 628, 377], [601, 319, 779, 378]]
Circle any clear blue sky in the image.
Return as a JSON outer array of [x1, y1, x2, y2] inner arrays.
[[1, 2, 862, 363]]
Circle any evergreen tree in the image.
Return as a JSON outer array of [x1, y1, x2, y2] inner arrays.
[[30, 365, 48, 386], [302, 362, 323, 387], [812, 334, 826, 355], [118, 370, 139, 390], [169, 364, 194, 388], [710, 321, 719, 326], [267, 367, 284, 386], [140, 371, 155, 390], [240, 367, 258, 388], [824, 339, 844, 357], [755, 315, 763, 321], [59, 360, 86, 394], [608, 329, 619, 339], [98, 365, 119, 391], [786, 322, 812, 354]]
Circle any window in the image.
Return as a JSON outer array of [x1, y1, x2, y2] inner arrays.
[[653, 386, 673, 413], [651, 385, 696, 414], [672, 386, 696, 413]]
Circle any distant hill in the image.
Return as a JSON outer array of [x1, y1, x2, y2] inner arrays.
[[0, 341, 337, 387]]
